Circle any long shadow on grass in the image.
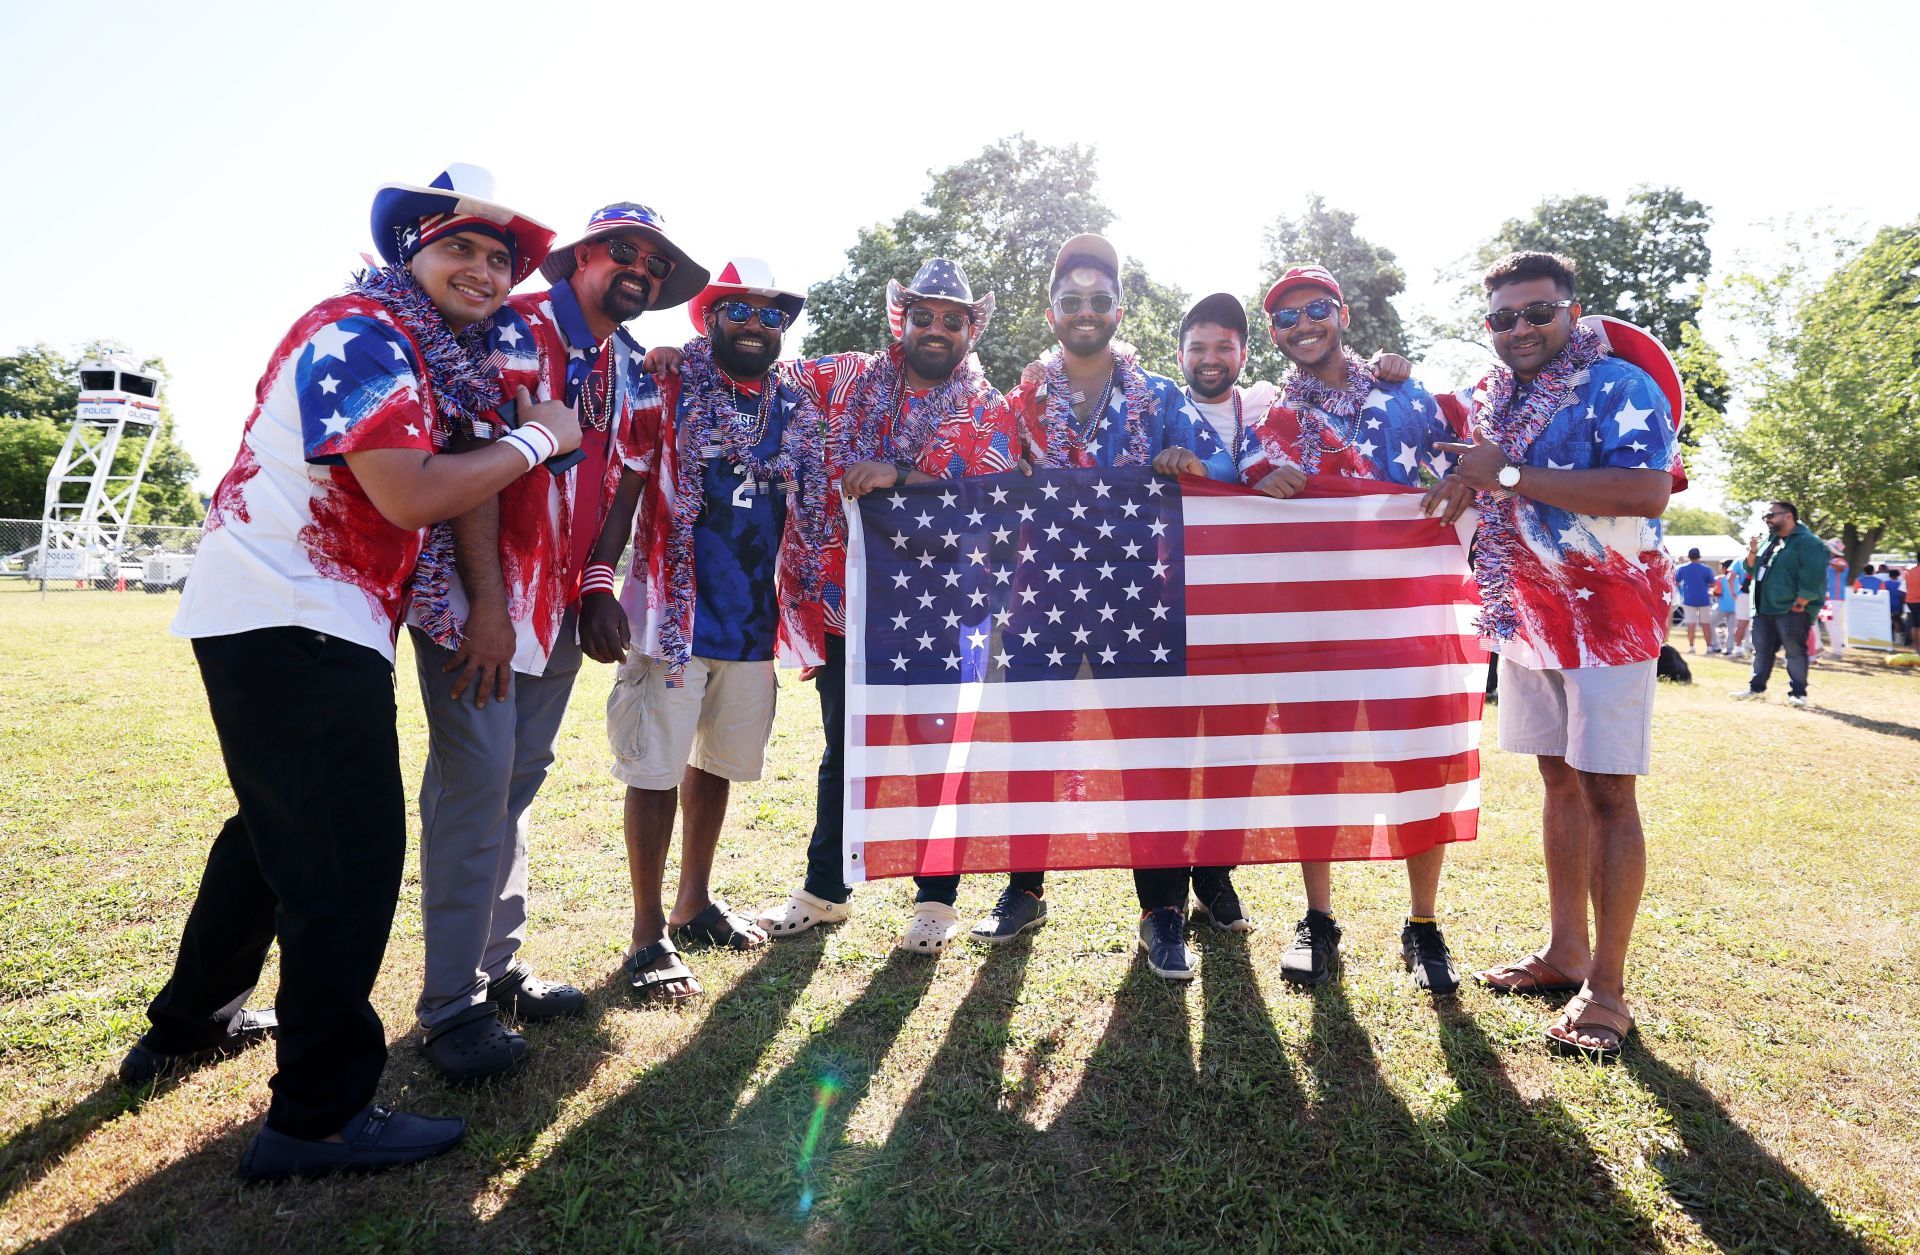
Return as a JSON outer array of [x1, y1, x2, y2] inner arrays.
[[474, 939, 827, 1248], [0, 1081, 142, 1208], [1803, 705, 1920, 744], [1627, 1047, 1870, 1252], [1431, 1001, 1658, 1249], [817, 944, 1037, 1250]]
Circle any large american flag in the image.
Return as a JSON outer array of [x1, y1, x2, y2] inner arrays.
[[842, 469, 1487, 883]]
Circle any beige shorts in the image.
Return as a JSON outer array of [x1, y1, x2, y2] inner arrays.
[[606, 654, 778, 790], [1496, 656, 1656, 776], [1680, 605, 1711, 626]]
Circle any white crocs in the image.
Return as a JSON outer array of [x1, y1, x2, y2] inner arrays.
[[898, 902, 961, 955], [754, 888, 852, 939]]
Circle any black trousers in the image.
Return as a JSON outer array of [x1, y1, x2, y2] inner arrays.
[[917, 866, 1236, 910], [803, 633, 852, 904], [143, 628, 405, 1140], [1750, 610, 1812, 698]]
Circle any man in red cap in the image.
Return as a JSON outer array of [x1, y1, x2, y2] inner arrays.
[[406, 202, 707, 1079], [140, 166, 580, 1178]]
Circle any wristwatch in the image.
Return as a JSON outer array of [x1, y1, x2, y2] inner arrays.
[[1496, 463, 1523, 490], [892, 460, 915, 487]]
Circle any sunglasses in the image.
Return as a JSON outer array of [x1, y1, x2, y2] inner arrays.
[[719, 301, 788, 329], [1053, 293, 1118, 316], [1270, 297, 1339, 330], [1762, 512, 1787, 521], [908, 307, 969, 333], [1485, 299, 1574, 333], [602, 238, 674, 280]]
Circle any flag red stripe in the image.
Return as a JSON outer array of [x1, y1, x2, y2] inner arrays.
[[1187, 574, 1479, 615], [1186, 635, 1487, 674], [863, 750, 1480, 809], [865, 691, 1477, 745], [858, 808, 1479, 878], [1187, 517, 1455, 555], [1178, 474, 1425, 499]]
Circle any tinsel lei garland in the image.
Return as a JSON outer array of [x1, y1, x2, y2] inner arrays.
[[348, 265, 503, 649], [1034, 341, 1153, 468], [1280, 348, 1378, 474], [653, 336, 828, 669], [842, 341, 990, 467], [1469, 323, 1610, 641]]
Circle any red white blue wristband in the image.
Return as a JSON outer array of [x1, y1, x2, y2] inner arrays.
[[579, 563, 617, 597], [499, 421, 557, 470]]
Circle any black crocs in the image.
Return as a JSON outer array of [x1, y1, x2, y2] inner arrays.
[[422, 1004, 527, 1085], [486, 962, 586, 1022]]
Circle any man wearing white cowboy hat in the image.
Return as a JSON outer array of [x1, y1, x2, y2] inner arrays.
[[406, 200, 706, 1080], [592, 257, 828, 1001], [732, 256, 1017, 956], [137, 164, 580, 1179]]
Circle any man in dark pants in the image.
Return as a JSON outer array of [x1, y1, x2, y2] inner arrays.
[[1732, 500, 1827, 709], [131, 167, 578, 1179]]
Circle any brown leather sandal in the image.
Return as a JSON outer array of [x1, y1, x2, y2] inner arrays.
[[1545, 993, 1634, 1062], [1474, 952, 1582, 996]]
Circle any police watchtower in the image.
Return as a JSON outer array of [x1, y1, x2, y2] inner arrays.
[[34, 355, 165, 588]]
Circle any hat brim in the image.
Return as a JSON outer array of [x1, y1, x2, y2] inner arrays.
[[1262, 277, 1341, 312], [886, 281, 995, 345], [538, 223, 710, 310], [1580, 315, 1684, 432], [370, 182, 554, 286], [688, 284, 807, 334]]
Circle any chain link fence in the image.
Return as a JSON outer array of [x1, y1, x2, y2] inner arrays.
[[0, 517, 202, 593]]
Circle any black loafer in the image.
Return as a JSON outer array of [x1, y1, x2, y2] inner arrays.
[[486, 962, 586, 1022], [239, 1105, 465, 1182], [421, 1004, 527, 1085], [118, 1008, 279, 1088]]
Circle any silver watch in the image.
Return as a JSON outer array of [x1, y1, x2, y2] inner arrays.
[[1497, 463, 1523, 490]]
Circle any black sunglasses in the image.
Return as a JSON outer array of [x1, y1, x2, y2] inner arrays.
[[1053, 293, 1117, 316], [908, 307, 969, 333], [1270, 297, 1339, 330], [719, 301, 788, 329], [1486, 299, 1574, 333], [603, 238, 674, 280]]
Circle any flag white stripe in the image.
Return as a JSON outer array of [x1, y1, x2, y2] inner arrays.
[[857, 663, 1489, 717], [856, 719, 1481, 778], [1187, 602, 1481, 646], [858, 779, 1481, 843], [1185, 545, 1470, 586]]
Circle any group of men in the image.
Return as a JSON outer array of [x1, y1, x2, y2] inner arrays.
[[118, 165, 1684, 1181]]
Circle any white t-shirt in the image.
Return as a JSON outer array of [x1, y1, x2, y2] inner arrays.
[[1187, 380, 1277, 453]]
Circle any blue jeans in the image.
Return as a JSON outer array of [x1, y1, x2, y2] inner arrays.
[[1750, 610, 1811, 698]]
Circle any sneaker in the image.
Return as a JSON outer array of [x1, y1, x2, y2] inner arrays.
[[1191, 870, 1253, 933], [1400, 920, 1461, 995], [1137, 907, 1197, 981], [1730, 689, 1765, 701], [970, 886, 1048, 944], [118, 1008, 278, 1088], [1279, 910, 1342, 987], [1788, 694, 1809, 708]]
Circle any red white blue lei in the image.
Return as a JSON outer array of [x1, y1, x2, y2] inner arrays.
[[1280, 349, 1378, 475], [1034, 341, 1153, 468]]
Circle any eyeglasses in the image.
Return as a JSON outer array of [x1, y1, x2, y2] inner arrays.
[[602, 238, 674, 280], [1485, 299, 1574, 333], [1270, 297, 1339, 330], [1053, 293, 1118, 316], [719, 301, 788, 329], [908, 307, 969, 333], [1761, 512, 1787, 521]]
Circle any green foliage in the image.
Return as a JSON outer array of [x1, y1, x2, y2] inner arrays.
[[1116, 259, 1187, 382], [1726, 219, 1920, 573], [0, 343, 201, 525], [1673, 320, 1732, 460], [803, 136, 1188, 389], [1241, 195, 1408, 389], [1662, 504, 1739, 538]]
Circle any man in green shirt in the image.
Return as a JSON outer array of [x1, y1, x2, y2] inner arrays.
[[1732, 499, 1827, 707]]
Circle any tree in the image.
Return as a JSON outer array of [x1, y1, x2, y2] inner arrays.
[[804, 136, 1189, 389], [1241, 195, 1407, 388], [0, 342, 201, 525], [1725, 219, 1920, 574], [1661, 505, 1740, 538]]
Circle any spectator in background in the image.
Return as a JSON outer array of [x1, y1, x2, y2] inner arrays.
[[1710, 559, 1741, 655], [1854, 563, 1883, 593], [1733, 500, 1826, 708], [1815, 542, 1848, 659], [1905, 565, 1920, 644], [1885, 565, 1907, 645], [1674, 548, 1715, 653]]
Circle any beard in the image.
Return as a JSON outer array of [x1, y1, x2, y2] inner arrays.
[[712, 323, 778, 379], [600, 272, 653, 324], [1058, 317, 1117, 357], [1183, 365, 1235, 400], [903, 334, 965, 383]]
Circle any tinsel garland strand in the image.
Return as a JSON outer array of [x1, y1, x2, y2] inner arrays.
[[1280, 348, 1378, 475], [1034, 341, 1152, 468]]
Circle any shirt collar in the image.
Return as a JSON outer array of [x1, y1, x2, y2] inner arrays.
[[550, 279, 611, 356]]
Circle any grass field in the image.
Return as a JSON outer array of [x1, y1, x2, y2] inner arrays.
[[2, 586, 1917, 1252]]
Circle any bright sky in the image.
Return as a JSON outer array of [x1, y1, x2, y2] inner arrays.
[[3, 0, 1914, 504]]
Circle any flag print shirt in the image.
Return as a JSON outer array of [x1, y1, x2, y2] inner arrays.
[[175, 294, 444, 662], [1006, 359, 1194, 471], [1242, 377, 1460, 488]]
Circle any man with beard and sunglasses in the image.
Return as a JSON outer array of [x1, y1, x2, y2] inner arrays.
[[1423, 251, 1683, 1061], [1200, 264, 1470, 997], [997, 234, 1212, 980], [597, 258, 828, 1002], [406, 203, 705, 1080], [743, 258, 1017, 956]]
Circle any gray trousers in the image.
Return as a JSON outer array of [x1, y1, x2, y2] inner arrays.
[[410, 618, 581, 1031]]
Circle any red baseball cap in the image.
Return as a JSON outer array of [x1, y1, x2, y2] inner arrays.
[[1262, 265, 1342, 312]]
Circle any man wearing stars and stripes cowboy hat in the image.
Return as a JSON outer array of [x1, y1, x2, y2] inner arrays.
[[404, 200, 706, 1079], [134, 164, 581, 1179], [647, 256, 1020, 958]]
